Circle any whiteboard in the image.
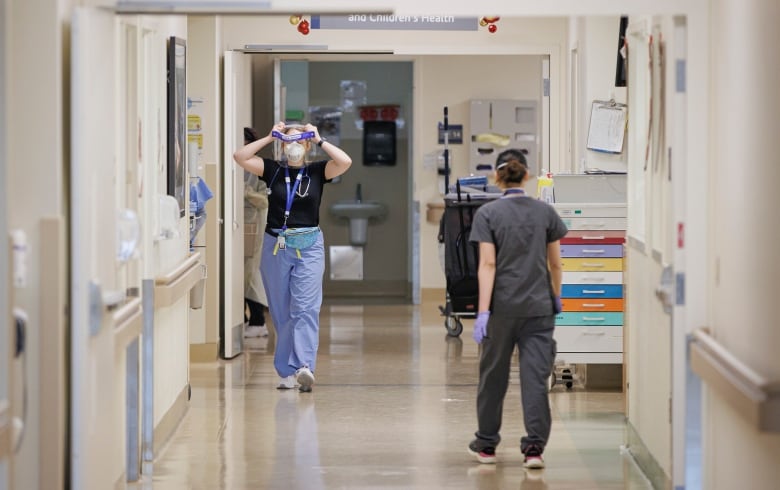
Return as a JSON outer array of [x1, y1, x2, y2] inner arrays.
[[586, 100, 627, 154]]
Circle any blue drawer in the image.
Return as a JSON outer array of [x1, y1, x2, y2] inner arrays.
[[562, 284, 623, 298], [560, 244, 624, 258], [555, 312, 624, 326]]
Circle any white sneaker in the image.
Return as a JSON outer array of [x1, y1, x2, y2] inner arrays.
[[244, 325, 268, 338], [295, 367, 315, 392], [277, 375, 297, 390]]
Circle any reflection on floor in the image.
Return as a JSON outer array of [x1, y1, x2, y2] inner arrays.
[[133, 302, 652, 489]]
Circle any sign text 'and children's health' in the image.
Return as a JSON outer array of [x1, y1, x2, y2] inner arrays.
[[311, 15, 478, 31]]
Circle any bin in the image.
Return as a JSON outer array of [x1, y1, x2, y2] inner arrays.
[[189, 264, 207, 309]]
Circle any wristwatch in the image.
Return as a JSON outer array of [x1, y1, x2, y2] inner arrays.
[[317, 138, 326, 147]]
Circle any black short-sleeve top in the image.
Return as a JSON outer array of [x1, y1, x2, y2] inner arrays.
[[469, 196, 568, 317], [261, 160, 328, 231]]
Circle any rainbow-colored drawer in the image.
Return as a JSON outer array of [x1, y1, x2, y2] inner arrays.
[[561, 284, 623, 298], [561, 258, 623, 272], [562, 298, 624, 311], [555, 312, 624, 326], [560, 244, 624, 258]]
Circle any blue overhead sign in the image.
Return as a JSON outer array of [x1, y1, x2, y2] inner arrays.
[[311, 15, 478, 31]]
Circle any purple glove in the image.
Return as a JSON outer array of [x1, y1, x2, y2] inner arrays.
[[473, 311, 490, 344], [553, 296, 563, 314]]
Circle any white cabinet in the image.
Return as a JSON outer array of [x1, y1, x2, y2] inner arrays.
[[554, 203, 626, 366]]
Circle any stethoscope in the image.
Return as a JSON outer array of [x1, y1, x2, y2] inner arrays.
[[295, 174, 311, 197], [266, 166, 310, 198]]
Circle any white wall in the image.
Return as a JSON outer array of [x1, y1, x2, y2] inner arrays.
[[415, 55, 545, 288], [6, 0, 71, 487], [212, 16, 568, 290], [0, 0, 9, 485], [186, 16, 222, 350], [707, 0, 780, 488], [187, 16, 221, 166], [131, 14, 191, 428], [573, 16, 628, 173]]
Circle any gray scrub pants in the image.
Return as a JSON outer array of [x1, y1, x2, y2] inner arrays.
[[473, 314, 557, 453]]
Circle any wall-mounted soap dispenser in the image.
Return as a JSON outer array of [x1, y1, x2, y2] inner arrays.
[[158, 195, 181, 240], [363, 120, 396, 166]]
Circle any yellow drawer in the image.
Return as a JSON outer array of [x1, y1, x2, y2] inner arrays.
[[561, 257, 623, 272]]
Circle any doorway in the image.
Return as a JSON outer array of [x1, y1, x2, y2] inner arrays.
[[248, 56, 415, 302]]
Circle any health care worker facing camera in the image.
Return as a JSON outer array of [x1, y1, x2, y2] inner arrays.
[[233, 122, 352, 393]]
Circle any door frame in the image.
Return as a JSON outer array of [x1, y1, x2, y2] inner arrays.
[[221, 50, 250, 359], [227, 51, 420, 301], [0, 0, 11, 481]]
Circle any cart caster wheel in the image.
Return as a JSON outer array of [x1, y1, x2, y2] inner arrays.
[[445, 317, 463, 337], [566, 382, 573, 389]]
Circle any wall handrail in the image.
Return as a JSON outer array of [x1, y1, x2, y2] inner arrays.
[[153, 252, 204, 308], [154, 252, 200, 286], [691, 328, 780, 432], [112, 297, 143, 351]]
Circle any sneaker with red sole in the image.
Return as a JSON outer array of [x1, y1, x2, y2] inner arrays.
[[468, 440, 497, 464], [523, 445, 545, 469]]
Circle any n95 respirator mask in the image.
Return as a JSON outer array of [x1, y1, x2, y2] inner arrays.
[[284, 142, 305, 162]]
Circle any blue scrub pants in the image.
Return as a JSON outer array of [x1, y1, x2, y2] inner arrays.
[[260, 232, 325, 378]]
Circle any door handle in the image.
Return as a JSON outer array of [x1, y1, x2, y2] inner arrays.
[[0, 400, 11, 459], [655, 265, 674, 314]]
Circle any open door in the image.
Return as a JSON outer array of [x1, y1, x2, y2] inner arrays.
[[0, 0, 10, 481], [625, 17, 690, 488], [70, 7, 127, 489], [221, 51, 251, 359]]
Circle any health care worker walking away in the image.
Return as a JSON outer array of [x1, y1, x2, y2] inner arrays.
[[233, 122, 352, 392], [467, 158, 567, 469]]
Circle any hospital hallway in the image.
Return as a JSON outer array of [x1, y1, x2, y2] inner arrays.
[[132, 301, 652, 490]]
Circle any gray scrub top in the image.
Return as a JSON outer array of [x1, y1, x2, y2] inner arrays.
[[469, 195, 568, 317]]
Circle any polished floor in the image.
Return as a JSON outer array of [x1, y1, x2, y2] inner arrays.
[[136, 301, 652, 489]]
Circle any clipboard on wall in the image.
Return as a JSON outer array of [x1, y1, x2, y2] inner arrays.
[[586, 99, 627, 154]]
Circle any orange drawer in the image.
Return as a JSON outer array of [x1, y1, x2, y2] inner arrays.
[[562, 298, 624, 312]]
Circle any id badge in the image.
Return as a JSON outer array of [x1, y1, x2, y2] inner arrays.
[[276, 234, 286, 249]]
